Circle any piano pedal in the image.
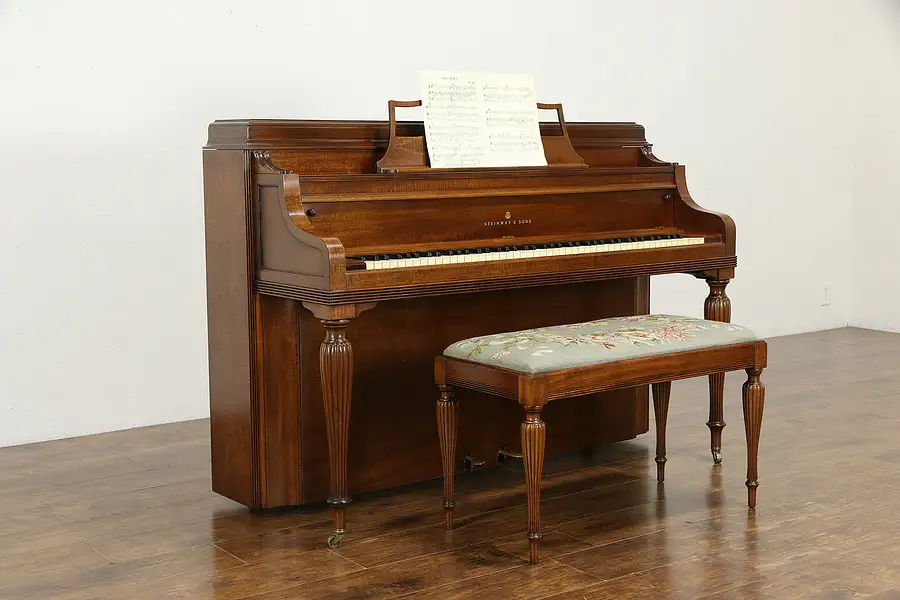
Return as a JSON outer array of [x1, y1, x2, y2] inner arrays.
[[497, 447, 523, 464], [463, 453, 486, 472]]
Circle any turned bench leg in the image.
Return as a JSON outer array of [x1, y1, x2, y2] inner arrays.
[[521, 405, 546, 565], [436, 385, 458, 530], [652, 382, 671, 482], [742, 368, 765, 508]]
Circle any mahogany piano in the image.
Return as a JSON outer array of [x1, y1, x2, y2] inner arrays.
[[201, 106, 736, 545]]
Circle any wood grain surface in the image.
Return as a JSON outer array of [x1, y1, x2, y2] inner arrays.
[[2, 327, 898, 599]]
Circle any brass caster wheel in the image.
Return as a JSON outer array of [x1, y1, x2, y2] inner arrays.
[[712, 449, 723, 464], [327, 532, 344, 549]]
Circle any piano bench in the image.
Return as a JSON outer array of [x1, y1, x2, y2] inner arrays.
[[433, 314, 767, 565]]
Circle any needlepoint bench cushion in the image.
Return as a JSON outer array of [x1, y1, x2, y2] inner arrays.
[[442, 314, 758, 374]]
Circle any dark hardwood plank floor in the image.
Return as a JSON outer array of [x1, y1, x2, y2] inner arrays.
[[1, 326, 899, 599]]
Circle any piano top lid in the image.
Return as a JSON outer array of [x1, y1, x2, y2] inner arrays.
[[204, 118, 652, 151]]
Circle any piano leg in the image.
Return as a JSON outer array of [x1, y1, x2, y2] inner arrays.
[[704, 279, 731, 464], [302, 302, 376, 548], [319, 318, 353, 548]]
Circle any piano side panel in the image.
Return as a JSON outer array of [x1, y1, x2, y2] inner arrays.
[[296, 278, 650, 504], [203, 149, 260, 507], [257, 295, 302, 507]]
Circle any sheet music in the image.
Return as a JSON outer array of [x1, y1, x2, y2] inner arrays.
[[421, 71, 547, 169], [420, 72, 484, 168]]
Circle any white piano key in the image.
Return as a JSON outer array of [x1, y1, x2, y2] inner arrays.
[[356, 236, 708, 270]]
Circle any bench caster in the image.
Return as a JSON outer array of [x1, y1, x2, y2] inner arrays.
[[327, 532, 344, 549]]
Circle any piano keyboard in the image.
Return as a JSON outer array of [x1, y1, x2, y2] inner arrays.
[[351, 234, 705, 270]]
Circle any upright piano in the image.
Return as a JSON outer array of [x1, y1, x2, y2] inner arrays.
[[201, 112, 735, 542]]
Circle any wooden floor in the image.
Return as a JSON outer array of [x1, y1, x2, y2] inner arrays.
[[2, 327, 900, 599]]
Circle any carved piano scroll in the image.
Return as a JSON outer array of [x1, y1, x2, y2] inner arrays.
[[301, 302, 376, 548], [375, 100, 586, 172], [252, 150, 293, 174], [704, 279, 731, 464]]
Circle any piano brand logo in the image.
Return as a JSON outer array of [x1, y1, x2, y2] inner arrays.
[[485, 211, 532, 227]]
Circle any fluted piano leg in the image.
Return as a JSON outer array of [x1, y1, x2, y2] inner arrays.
[[743, 368, 765, 508], [652, 381, 671, 482], [319, 319, 354, 548], [705, 279, 731, 464], [436, 384, 458, 530], [522, 405, 546, 565]]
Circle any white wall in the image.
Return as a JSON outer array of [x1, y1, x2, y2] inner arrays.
[[851, 1, 900, 333], [0, 0, 873, 447]]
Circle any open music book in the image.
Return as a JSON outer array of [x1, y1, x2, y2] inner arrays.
[[420, 70, 548, 169]]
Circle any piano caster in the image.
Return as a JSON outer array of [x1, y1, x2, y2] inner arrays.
[[327, 531, 345, 549], [712, 449, 723, 464]]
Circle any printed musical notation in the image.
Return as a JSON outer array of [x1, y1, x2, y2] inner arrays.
[[420, 71, 547, 169]]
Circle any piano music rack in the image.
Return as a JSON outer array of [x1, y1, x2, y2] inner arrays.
[[375, 100, 588, 173]]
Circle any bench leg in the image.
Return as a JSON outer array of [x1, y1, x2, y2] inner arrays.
[[705, 279, 731, 464], [742, 368, 765, 508], [522, 405, 545, 565], [652, 382, 671, 482], [436, 384, 458, 530]]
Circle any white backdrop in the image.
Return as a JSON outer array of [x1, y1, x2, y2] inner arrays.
[[850, 2, 900, 333], [1, 0, 897, 447]]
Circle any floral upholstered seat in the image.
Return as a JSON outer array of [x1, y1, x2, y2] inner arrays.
[[442, 314, 758, 374]]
